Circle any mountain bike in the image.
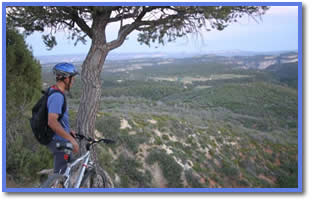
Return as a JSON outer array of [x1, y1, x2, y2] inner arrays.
[[40, 134, 115, 188]]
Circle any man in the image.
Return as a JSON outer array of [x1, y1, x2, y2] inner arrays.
[[47, 62, 79, 174]]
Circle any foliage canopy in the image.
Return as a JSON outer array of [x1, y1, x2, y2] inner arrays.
[[6, 27, 42, 119], [7, 6, 269, 50]]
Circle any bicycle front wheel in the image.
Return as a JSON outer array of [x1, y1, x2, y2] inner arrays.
[[80, 167, 113, 188], [40, 174, 65, 188], [80, 169, 96, 188]]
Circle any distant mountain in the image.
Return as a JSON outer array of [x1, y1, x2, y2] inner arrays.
[[36, 53, 86, 64], [197, 52, 298, 70], [206, 50, 298, 57], [37, 52, 177, 64], [36, 50, 298, 64]]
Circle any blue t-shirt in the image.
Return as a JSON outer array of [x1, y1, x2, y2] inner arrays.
[[47, 88, 70, 142]]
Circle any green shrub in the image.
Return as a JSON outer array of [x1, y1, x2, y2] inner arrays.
[[219, 159, 240, 179], [276, 160, 298, 188], [162, 134, 169, 141], [118, 133, 147, 154], [6, 135, 53, 185], [115, 154, 151, 188], [6, 27, 49, 187], [154, 136, 163, 145], [95, 114, 121, 138], [96, 145, 115, 178], [6, 28, 42, 118], [237, 179, 250, 187], [185, 170, 205, 188], [276, 173, 298, 188], [146, 149, 183, 187]]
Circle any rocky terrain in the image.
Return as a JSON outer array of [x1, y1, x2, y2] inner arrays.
[[70, 53, 299, 188], [88, 80, 298, 188], [7, 52, 298, 188]]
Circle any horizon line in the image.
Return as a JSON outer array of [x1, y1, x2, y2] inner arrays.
[[34, 49, 299, 58]]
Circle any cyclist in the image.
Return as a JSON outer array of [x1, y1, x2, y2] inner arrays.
[[46, 62, 79, 174]]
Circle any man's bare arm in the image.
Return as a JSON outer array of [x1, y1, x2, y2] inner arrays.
[[48, 113, 79, 153]]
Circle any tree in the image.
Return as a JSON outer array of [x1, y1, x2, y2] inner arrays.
[[6, 26, 42, 137], [7, 6, 269, 187], [6, 28, 51, 184]]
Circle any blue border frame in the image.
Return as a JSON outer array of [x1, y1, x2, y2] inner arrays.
[[298, 2, 303, 193], [2, 0, 7, 194], [2, 2, 303, 193], [1, 2, 304, 6]]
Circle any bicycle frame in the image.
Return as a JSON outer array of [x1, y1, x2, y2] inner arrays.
[[51, 134, 115, 188], [63, 150, 91, 188]]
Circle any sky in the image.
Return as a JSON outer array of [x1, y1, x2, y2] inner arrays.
[[3, 0, 316, 205], [24, 6, 299, 57], [23, 6, 299, 57]]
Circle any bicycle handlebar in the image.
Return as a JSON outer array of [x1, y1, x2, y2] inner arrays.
[[74, 134, 93, 141], [86, 138, 115, 150], [72, 133, 116, 151]]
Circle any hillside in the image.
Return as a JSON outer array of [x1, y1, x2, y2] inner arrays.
[[203, 52, 298, 70], [266, 62, 299, 89], [7, 54, 298, 188], [88, 83, 297, 188], [78, 56, 298, 188]]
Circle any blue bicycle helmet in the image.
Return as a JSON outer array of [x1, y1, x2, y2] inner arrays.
[[53, 62, 79, 78]]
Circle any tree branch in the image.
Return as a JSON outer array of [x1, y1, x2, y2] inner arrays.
[[105, 6, 182, 51], [105, 7, 149, 51], [106, 22, 140, 51], [68, 9, 93, 39]]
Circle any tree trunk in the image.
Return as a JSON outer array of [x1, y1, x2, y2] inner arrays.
[[75, 29, 113, 187], [76, 44, 107, 140], [76, 15, 108, 139]]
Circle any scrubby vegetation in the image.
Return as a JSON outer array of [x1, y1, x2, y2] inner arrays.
[[6, 28, 53, 187], [146, 149, 183, 188], [6, 47, 299, 188]]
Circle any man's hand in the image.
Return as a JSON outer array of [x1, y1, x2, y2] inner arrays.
[[69, 130, 79, 153], [70, 130, 76, 138], [70, 139, 79, 154]]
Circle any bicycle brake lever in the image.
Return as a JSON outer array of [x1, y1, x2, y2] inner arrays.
[[76, 134, 94, 142], [74, 134, 84, 140]]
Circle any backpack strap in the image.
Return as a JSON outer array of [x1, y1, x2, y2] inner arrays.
[[47, 89, 67, 121]]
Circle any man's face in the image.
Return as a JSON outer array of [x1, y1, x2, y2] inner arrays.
[[65, 76, 75, 91], [70, 76, 75, 87]]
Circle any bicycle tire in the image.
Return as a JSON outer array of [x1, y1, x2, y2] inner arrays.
[[95, 165, 114, 188], [80, 168, 96, 188], [80, 167, 113, 188], [40, 174, 65, 188]]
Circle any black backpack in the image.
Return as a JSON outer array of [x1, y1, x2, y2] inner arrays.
[[30, 88, 67, 145]]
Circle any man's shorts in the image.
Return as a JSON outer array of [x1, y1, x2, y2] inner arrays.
[[47, 139, 72, 174]]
